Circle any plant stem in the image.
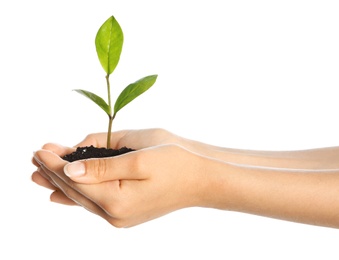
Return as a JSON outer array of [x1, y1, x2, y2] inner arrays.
[[106, 74, 112, 112], [107, 114, 115, 149], [106, 74, 113, 148]]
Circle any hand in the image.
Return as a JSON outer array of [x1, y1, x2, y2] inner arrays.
[[33, 142, 208, 227], [32, 129, 212, 227], [32, 128, 186, 205]]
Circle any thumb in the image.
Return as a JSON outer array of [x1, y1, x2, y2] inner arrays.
[[63, 153, 146, 183]]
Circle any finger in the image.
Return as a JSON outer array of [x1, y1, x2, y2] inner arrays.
[[36, 166, 60, 188], [34, 149, 68, 180], [31, 170, 57, 190], [63, 150, 148, 183], [32, 157, 40, 167], [34, 149, 79, 193], [35, 149, 111, 205], [35, 149, 118, 223], [41, 143, 75, 157], [32, 143, 75, 168], [32, 168, 77, 206], [74, 133, 106, 148], [42, 164, 112, 221], [50, 190, 78, 206]]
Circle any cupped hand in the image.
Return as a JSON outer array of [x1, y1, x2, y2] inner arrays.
[[31, 128, 188, 205], [33, 142, 208, 227], [31, 128, 182, 192]]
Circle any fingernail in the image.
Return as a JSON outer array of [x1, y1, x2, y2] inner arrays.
[[64, 161, 85, 177]]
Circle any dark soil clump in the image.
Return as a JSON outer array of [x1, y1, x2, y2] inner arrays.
[[62, 145, 134, 162]]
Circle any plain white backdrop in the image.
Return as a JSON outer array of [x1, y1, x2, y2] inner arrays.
[[1, 0, 339, 259]]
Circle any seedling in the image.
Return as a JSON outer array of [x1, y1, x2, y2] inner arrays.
[[74, 15, 157, 148]]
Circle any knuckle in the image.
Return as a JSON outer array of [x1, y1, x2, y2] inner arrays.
[[153, 128, 170, 139], [84, 133, 96, 141], [153, 127, 167, 135], [41, 143, 54, 150], [86, 158, 108, 181]]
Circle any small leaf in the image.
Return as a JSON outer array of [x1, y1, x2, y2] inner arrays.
[[73, 89, 110, 115], [114, 75, 158, 114], [95, 16, 124, 75]]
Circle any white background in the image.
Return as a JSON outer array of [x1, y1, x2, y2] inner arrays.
[[1, 0, 339, 259]]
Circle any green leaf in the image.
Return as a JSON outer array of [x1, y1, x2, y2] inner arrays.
[[114, 75, 158, 115], [73, 89, 110, 115], [95, 16, 124, 75]]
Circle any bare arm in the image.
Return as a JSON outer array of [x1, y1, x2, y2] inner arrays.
[[202, 157, 339, 228], [183, 137, 339, 169]]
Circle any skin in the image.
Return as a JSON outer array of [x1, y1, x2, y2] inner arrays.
[[32, 128, 339, 228]]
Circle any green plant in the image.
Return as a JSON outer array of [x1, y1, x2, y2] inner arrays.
[[74, 15, 157, 148]]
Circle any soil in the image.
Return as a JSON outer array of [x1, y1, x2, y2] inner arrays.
[[62, 145, 134, 162]]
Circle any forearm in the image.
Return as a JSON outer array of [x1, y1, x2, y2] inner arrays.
[[183, 137, 339, 169], [200, 156, 339, 229]]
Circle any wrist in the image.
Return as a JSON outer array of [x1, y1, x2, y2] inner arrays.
[[191, 155, 235, 210]]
